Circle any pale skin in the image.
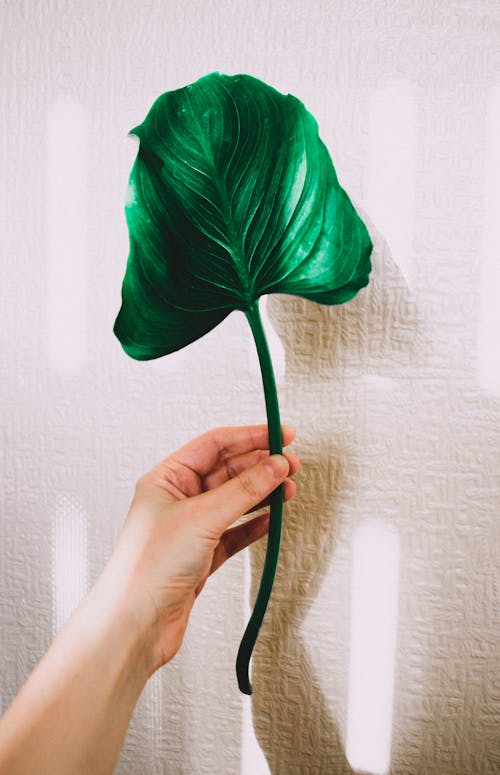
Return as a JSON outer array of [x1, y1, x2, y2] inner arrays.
[[0, 424, 300, 775]]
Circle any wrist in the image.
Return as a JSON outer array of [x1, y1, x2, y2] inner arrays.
[[102, 515, 196, 673], [88, 547, 160, 680]]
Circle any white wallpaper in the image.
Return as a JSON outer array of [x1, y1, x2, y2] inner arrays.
[[1, 2, 499, 774]]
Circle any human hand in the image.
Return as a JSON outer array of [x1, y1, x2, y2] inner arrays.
[[0, 426, 300, 773], [108, 425, 300, 676]]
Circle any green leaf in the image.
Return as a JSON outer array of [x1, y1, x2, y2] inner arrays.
[[113, 72, 373, 695], [113, 72, 372, 358]]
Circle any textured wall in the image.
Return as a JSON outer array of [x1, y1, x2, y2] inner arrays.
[[1, 1, 499, 774]]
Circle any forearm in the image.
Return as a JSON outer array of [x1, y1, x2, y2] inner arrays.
[[0, 554, 152, 775]]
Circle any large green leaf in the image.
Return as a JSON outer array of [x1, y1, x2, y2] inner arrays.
[[113, 72, 372, 357], [113, 72, 373, 695]]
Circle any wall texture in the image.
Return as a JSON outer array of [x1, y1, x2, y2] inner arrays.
[[1, 1, 499, 774]]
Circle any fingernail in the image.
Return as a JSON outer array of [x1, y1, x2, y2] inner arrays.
[[265, 454, 289, 477]]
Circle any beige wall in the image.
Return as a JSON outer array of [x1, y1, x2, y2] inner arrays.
[[1, 2, 498, 773]]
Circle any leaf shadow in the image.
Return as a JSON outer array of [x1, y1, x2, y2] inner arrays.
[[247, 218, 423, 774], [268, 218, 427, 383]]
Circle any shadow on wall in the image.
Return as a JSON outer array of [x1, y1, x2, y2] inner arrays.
[[251, 450, 355, 775], [248, 218, 423, 775]]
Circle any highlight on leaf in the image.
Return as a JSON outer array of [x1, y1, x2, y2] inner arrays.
[[113, 71, 373, 694]]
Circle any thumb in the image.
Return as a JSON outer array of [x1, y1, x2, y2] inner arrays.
[[194, 454, 289, 535]]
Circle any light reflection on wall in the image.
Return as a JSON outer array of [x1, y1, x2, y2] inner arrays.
[[365, 78, 418, 287], [345, 521, 400, 775], [144, 670, 164, 767], [46, 97, 87, 376], [51, 494, 88, 635], [477, 83, 500, 395]]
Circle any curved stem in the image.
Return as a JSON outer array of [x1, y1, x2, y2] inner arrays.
[[236, 298, 283, 695]]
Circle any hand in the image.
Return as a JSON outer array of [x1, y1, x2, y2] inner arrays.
[[0, 425, 299, 775], [109, 424, 300, 676]]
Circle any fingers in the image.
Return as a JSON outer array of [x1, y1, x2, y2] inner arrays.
[[202, 450, 299, 513], [247, 476, 297, 514], [192, 454, 290, 535], [208, 512, 271, 576], [203, 448, 301, 491], [163, 424, 296, 479]]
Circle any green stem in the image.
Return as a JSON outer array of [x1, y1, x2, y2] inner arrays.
[[236, 298, 283, 695]]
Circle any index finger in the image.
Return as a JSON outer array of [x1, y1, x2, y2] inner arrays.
[[168, 424, 296, 478]]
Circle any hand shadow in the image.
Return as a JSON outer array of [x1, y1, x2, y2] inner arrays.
[[248, 216, 424, 775]]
